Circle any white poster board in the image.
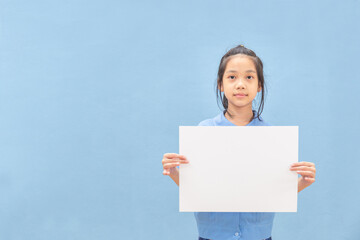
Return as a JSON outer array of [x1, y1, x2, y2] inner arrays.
[[179, 126, 298, 212]]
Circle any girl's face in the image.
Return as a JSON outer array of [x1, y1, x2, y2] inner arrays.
[[220, 54, 261, 111]]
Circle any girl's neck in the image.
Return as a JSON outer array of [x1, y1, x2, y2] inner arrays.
[[224, 106, 254, 126]]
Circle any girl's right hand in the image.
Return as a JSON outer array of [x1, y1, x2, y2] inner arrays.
[[162, 153, 189, 175]]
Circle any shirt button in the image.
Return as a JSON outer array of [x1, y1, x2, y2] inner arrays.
[[234, 232, 239, 236]]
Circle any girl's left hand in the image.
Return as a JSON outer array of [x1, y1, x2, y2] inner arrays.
[[290, 161, 316, 185]]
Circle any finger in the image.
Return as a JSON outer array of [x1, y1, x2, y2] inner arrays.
[[296, 170, 315, 178], [291, 162, 315, 167], [290, 166, 316, 173], [162, 158, 189, 165], [162, 158, 189, 163], [163, 169, 170, 175], [163, 162, 180, 169], [176, 154, 187, 160], [303, 176, 316, 183], [290, 166, 314, 171], [163, 153, 187, 160], [163, 153, 178, 159]]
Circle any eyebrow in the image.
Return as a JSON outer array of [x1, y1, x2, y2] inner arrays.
[[225, 70, 256, 74]]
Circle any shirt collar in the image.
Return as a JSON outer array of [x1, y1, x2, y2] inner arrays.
[[217, 110, 260, 126]]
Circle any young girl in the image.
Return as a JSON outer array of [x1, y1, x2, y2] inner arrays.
[[161, 45, 316, 240]]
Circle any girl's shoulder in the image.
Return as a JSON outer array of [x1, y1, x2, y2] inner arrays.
[[197, 114, 222, 126], [198, 118, 216, 126], [255, 118, 272, 126], [253, 111, 272, 126], [197, 112, 228, 126]]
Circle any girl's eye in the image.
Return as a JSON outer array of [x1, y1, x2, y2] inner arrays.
[[229, 76, 236, 80], [247, 76, 254, 80]]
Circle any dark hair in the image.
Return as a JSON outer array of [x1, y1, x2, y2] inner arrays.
[[216, 44, 266, 121]]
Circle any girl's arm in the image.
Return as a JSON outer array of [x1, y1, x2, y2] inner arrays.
[[162, 153, 188, 186], [290, 162, 316, 193], [169, 168, 180, 186]]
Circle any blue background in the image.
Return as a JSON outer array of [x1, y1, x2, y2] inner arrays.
[[1, 0, 359, 239]]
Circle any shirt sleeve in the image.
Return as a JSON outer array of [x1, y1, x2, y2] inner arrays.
[[197, 119, 214, 126]]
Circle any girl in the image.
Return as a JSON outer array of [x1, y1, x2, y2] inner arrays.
[[161, 45, 316, 240]]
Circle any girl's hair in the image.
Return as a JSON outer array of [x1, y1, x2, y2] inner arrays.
[[216, 44, 266, 120]]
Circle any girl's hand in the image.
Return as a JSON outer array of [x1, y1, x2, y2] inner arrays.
[[290, 161, 316, 187], [162, 153, 189, 175]]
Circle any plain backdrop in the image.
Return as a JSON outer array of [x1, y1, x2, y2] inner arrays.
[[0, 0, 359, 239]]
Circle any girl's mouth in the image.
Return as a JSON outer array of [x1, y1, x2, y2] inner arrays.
[[235, 94, 247, 98]]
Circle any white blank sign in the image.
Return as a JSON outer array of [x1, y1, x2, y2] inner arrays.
[[179, 126, 298, 212]]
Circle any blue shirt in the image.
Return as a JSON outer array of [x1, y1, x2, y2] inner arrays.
[[195, 110, 275, 240]]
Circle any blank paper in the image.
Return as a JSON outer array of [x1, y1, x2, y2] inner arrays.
[[179, 126, 298, 212]]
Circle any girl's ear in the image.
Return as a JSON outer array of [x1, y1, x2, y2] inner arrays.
[[219, 83, 224, 92], [257, 85, 262, 92]]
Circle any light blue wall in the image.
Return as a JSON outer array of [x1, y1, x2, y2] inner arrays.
[[1, 0, 359, 239]]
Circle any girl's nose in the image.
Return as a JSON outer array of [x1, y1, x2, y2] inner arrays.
[[235, 79, 245, 89]]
